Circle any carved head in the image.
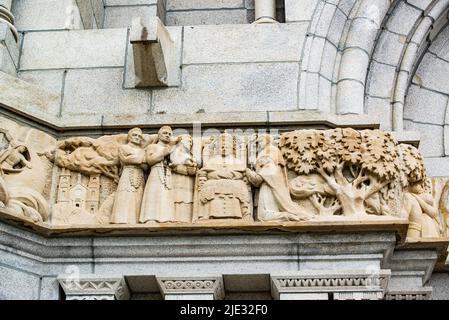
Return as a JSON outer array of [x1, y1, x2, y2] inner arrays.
[[257, 134, 274, 151], [158, 126, 173, 144], [127, 128, 143, 146]]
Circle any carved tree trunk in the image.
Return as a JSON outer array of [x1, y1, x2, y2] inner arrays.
[[336, 184, 366, 216]]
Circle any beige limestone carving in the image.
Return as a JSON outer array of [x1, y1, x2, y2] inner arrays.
[[170, 134, 198, 223], [280, 129, 400, 217], [139, 126, 180, 223], [246, 134, 311, 221], [194, 133, 252, 222], [111, 128, 146, 224], [0, 128, 51, 222], [398, 144, 443, 239]]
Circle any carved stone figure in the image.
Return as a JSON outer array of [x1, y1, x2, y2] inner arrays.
[[0, 129, 50, 223], [246, 134, 310, 221], [110, 128, 146, 224], [140, 126, 178, 223], [170, 135, 197, 223], [398, 144, 443, 239], [195, 133, 252, 222]]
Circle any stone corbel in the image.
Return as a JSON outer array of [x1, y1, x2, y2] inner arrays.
[[156, 276, 225, 300], [130, 16, 179, 87], [58, 275, 130, 300], [271, 271, 391, 300]]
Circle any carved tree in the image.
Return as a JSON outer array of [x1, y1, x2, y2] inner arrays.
[[280, 128, 400, 216]]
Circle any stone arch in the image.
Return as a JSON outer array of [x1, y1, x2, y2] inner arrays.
[[365, 0, 449, 132]]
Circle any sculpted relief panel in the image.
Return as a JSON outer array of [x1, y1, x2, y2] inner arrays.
[[0, 123, 447, 241]]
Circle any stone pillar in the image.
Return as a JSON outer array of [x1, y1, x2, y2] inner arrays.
[[156, 276, 225, 300], [58, 275, 130, 300], [254, 0, 277, 24], [0, 0, 18, 42], [271, 271, 390, 300]]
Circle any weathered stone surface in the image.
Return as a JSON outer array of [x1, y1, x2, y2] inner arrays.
[[425, 157, 449, 177], [386, 1, 422, 36], [0, 24, 18, 67], [415, 53, 449, 95], [0, 266, 40, 300], [20, 29, 128, 70], [366, 62, 396, 98], [404, 120, 444, 157], [166, 9, 248, 26], [429, 25, 449, 61], [106, 0, 157, 5], [183, 23, 306, 65], [18, 70, 65, 97], [104, 5, 157, 29], [373, 31, 406, 65], [152, 63, 299, 113], [39, 277, 60, 300], [167, 0, 244, 10], [404, 84, 448, 126], [12, 0, 83, 31], [284, 0, 318, 22], [429, 273, 449, 300], [0, 45, 15, 76], [365, 96, 392, 131], [62, 68, 151, 116]]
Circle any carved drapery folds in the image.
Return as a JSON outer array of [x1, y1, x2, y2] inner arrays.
[[0, 125, 446, 241]]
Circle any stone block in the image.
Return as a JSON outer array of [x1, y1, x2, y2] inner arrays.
[[166, 9, 248, 26], [106, 0, 157, 5], [0, 23, 18, 67], [307, 37, 325, 73], [20, 29, 127, 70], [339, 48, 369, 84], [365, 96, 392, 131], [167, 0, 244, 10], [445, 125, 449, 156], [336, 79, 364, 114], [104, 5, 157, 29], [404, 84, 447, 125], [415, 53, 449, 95], [39, 277, 60, 300], [373, 31, 406, 65], [0, 266, 40, 300], [0, 45, 15, 76], [315, 3, 337, 37], [338, 0, 356, 16], [345, 17, 378, 53], [407, 0, 433, 11], [319, 41, 337, 80], [327, 8, 347, 47], [0, 70, 60, 120], [284, 0, 318, 22], [428, 273, 449, 300], [386, 1, 422, 36], [366, 62, 396, 98], [424, 157, 449, 177], [62, 68, 151, 116], [12, 0, 83, 31], [404, 120, 444, 157], [18, 70, 65, 97], [182, 23, 306, 65], [76, 0, 96, 29], [428, 25, 449, 61], [91, 0, 105, 28], [153, 63, 299, 113]]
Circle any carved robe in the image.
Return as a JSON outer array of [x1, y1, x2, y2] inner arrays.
[[110, 144, 145, 224], [197, 155, 251, 221], [139, 143, 175, 223], [249, 148, 306, 221]]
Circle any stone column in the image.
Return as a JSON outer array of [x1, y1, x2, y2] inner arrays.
[[0, 0, 18, 42], [254, 0, 277, 24], [156, 276, 225, 300], [58, 275, 130, 300], [271, 271, 390, 300]]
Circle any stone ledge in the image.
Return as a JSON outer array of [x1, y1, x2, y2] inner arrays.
[[397, 239, 449, 272], [0, 207, 409, 240]]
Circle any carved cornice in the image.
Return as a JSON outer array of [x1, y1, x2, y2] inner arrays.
[[156, 276, 225, 300], [271, 271, 391, 300], [58, 277, 130, 300], [385, 288, 432, 300]]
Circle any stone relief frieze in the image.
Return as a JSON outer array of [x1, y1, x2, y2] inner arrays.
[[0, 124, 446, 241]]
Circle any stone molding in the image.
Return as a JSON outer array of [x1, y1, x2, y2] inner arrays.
[[0, 4, 18, 42], [58, 276, 130, 300], [385, 288, 432, 300], [156, 276, 225, 300], [271, 270, 391, 300]]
